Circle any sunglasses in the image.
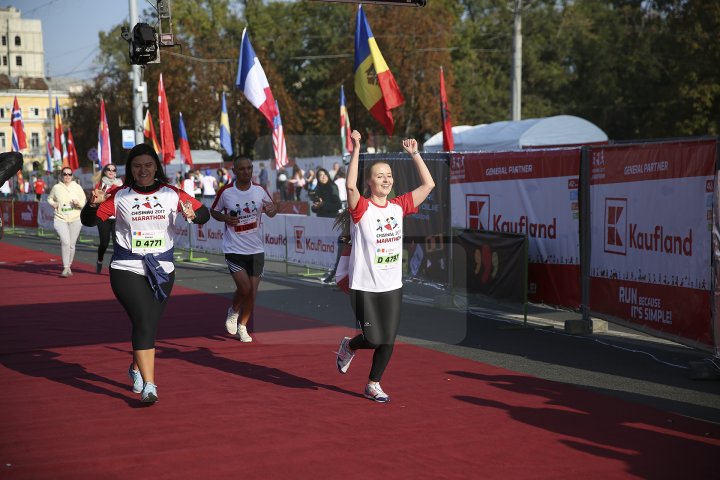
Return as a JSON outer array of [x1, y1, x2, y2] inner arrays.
[[62, 172, 73, 176], [106, 168, 117, 172]]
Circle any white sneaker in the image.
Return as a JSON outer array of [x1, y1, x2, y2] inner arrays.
[[364, 383, 390, 403], [336, 337, 355, 374], [237, 324, 253, 343], [225, 307, 239, 335], [141, 382, 158, 404], [60, 267, 70, 278]]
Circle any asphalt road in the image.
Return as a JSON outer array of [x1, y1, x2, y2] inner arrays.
[[3, 231, 719, 424]]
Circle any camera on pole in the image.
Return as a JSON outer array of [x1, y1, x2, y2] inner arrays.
[[121, 23, 159, 65]]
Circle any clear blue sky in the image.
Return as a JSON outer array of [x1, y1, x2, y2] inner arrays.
[[18, 0, 130, 80]]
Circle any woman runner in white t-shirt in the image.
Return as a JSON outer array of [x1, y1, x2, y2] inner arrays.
[[335, 130, 435, 402]]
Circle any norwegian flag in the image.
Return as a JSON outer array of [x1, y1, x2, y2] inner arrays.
[[10, 96, 27, 151], [272, 100, 288, 170]]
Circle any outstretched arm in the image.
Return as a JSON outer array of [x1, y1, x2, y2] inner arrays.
[[402, 139, 435, 208], [346, 130, 362, 210]]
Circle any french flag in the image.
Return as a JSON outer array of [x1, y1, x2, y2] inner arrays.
[[235, 28, 278, 128]]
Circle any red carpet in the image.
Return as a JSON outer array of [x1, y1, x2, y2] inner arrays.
[[1, 243, 718, 479]]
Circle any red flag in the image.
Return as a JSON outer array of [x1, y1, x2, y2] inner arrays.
[[440, 67, 454, 152], [66, 128, 79, 171], [158, 74, 175, 165], [143, 110, 162, 156], [10, 96, 27, 151], [97, 98, 111, 168], [178, 112, 193, 167]]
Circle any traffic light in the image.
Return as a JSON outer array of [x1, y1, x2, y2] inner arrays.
[[121, 23, 159, 65]]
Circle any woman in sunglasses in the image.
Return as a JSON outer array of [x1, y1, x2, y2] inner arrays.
[[47, 167, 87, 277], [94, 164, 124, 274]]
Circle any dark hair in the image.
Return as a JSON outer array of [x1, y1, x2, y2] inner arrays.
[[334, 167, 346, 179], [124, 143, 168, 187], [101, 164, 116, 176], [316, 168, 331, 183]]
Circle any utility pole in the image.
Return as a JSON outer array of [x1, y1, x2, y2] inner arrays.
[[129, 0, 144, 145], [511, 0, 522, 121]]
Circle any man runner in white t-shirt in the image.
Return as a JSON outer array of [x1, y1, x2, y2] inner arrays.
[[211, 157, 278, 342]]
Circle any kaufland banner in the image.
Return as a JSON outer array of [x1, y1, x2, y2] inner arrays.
[[285, 216, 336, 269], [450, 149, 582, 307], [588, 140, 716, 347]]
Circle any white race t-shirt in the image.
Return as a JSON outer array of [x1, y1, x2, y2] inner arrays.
[[201, 175, 217, 196], [348, 193, 417, 292], [96, 184, 201, 276], [212, 183, 272, 254]]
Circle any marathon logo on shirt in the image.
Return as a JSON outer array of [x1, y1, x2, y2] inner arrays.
[[374, 216, 400, 244], [131, 195, 167, 222]]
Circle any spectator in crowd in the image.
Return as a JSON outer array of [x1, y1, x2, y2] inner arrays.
[[182, 172, 195, 197], [289, 164, 305, 201], [201, 169, 218, 200], [334, 167, 347, 209], [311, 168, 342, 219], [329, 161, 341, 181], [258, 162, 269, 190], [33, 176, 46, 201]]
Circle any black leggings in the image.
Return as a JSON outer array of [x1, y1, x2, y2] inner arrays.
[[96, 219, 116, 262], [349, 287, 403, 382], [110, 267, 175, 350]]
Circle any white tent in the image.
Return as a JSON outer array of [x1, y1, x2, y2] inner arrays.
[[423, 115, 608, 152]]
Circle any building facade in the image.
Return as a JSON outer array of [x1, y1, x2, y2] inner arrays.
[[0, 7, 44, 78]]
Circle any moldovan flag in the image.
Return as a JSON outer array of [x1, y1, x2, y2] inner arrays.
[[54, 98, 67, 165], [219, 92, 233, 155], [235, 28, 279, 128], [340, 86, 352, 155], [354, 5, 404, 136], [66, 128, 79, 171], [178, 112, 193, 167], [10, 96, 27, 151], [143, 110, 162, 156], [439, 66, 454, 151], [97, 98, 111, 168], [158, 74, 176, 165], [272, 100, 288, 171]]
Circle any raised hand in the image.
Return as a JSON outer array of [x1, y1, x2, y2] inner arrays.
[[402, 138, 418, 154]]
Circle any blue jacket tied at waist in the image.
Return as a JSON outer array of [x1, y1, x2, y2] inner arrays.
[[112, 245, 175, 302]]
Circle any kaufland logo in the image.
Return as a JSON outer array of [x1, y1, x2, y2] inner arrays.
[[604, 198, 692, 256], [604, 198, 626, 255], [294, 226, 305, 253], [466, 194, 489, 230], [197, 225, 223, 242]]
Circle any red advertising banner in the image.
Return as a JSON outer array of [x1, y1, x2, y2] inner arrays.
[[589, 140, 716, 349], [450, 149, 582, 308], [4, 201, 39, 228], [590, 277, 712, 347]]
